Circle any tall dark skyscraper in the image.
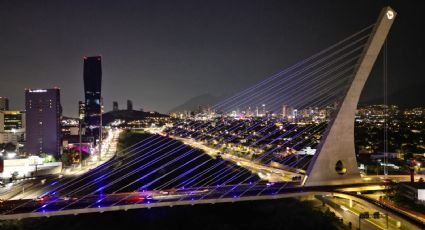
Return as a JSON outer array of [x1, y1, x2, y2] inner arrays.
[[127, 99, 133, 111], [113, 101, 118, 111], [83, 56, 102, 141], [25, 88, 61, 156]]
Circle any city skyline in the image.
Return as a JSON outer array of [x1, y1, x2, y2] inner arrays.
[[0, 3, 424, 229], [0, 1, 424, 117]]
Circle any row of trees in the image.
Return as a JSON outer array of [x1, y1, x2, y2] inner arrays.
[[61, 148, 90, 166], [0, 142, 16, 152]]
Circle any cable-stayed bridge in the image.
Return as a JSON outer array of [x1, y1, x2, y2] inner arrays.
[[0, 7, 410, 224]]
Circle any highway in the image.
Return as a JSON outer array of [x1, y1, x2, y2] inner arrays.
[[0, 133, 262, 212], [0, 183, 324, 215], [316, 195, 378, 230], [62, 128, 121, 176], [0, 182, 424, 230], [316, 194, 409, 230], [0, 131, 423, 229], [171, 135, 303, 182], [0, 128, 122, 202]]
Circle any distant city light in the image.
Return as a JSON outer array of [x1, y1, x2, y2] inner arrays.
[[28, 89, 47, 93]]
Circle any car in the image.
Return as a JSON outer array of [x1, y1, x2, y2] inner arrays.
[[159, 188, 177, 195], [266, 182, 275, 187], [36, 195, 50, 204], [126, 195, 145, 203], [215, 153, 223, 160], [159, 132, 169, 137], [382, 178, 393, 183], [61, 196, 78, 201]]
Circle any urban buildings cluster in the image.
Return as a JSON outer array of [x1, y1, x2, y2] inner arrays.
[[1, 55, 170, 175], [355, 105, 425, 155], [166, 115, 327, 171], [170, 104, 335, 124], [167, 104, 425, 175], [0, 57, 103, 162], [0, 56, 153, 179], [355, 105, 424, 174]]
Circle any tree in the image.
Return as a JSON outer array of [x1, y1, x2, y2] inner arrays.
[[40, 153, 56, 163], [404, 151, 413, 160], [3, 142, 16, 152], [61, 152, 73, 166]]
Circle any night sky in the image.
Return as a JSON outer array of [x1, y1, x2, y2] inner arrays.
[[0, 0, 424, 116]]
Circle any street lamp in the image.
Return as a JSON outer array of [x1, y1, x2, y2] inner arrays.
[[79, 118, 83, 168]]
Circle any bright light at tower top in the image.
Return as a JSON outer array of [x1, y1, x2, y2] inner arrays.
[[386, 10, 394, 20]]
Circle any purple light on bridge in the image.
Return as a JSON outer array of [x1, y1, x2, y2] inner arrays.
[[50, 181, 58, 186]]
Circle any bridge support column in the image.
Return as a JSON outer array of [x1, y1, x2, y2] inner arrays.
[[305, 7, 396, 187]]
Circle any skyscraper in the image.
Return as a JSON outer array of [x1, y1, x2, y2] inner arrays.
[[25, 88, 61, 156], [127, 100, 133, 111], [83, 56, 102, 140], [282, 104, 288, 118], [0, 97, 9, 111], [113, 101, 118, 111]]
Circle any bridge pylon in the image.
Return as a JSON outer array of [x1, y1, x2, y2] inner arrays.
[[304, 6, 397, 187]]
